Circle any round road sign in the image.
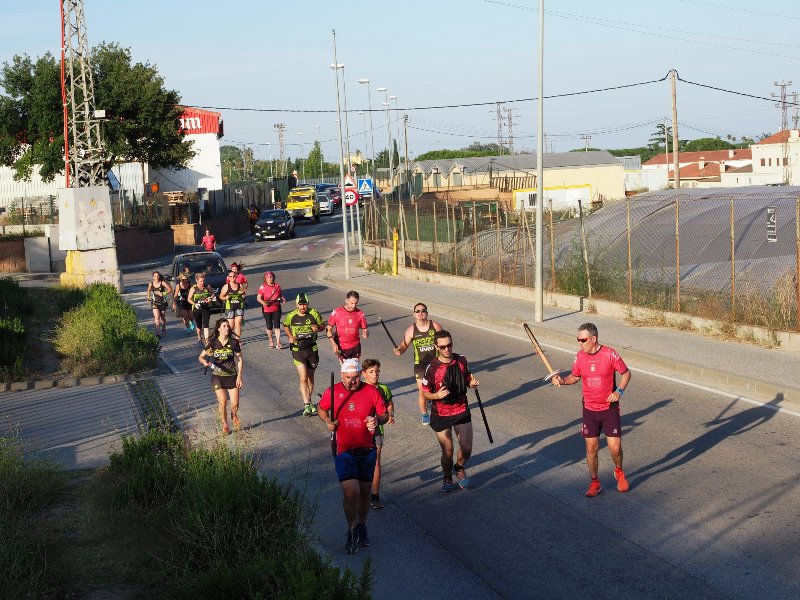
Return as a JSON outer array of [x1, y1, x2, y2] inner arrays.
[[344, 188, 359, 207]]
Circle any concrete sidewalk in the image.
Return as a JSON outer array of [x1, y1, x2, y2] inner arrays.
[[313, 252, 800, 411]]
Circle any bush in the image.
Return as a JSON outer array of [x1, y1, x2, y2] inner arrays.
[[99, 430, 372, 599], [54, 283, 160, 376], [0, 433, 66, 600]]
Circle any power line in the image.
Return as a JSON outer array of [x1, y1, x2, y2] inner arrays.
[[481, 0, 800, 58], [184, 74, 668, 115], [677, 73, 800, 105], [676, 0, 800, 21]]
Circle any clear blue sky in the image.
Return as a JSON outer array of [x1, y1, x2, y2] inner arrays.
[[2, 0, 799, 161]]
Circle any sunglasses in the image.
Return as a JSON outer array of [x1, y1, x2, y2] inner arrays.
[[414, 309, 428, 313], [437, 343, 453, 350], [577, 337, 591, 343]]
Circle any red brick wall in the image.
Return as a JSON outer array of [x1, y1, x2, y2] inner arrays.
[[114, 228, 174, 265], [0, 238, 26, 272]]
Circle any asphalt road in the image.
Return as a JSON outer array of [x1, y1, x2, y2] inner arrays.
[[125, 211, 800, 600]]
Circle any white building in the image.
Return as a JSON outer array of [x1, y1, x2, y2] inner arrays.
[[0, 106, 223, 209]]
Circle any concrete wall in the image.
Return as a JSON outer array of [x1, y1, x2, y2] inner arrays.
[[114, 228, 174, 265]]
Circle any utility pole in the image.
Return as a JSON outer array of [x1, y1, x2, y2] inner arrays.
[[404, 114, 410, 201], [274, 123, 286, 177], [59, 0, 121, 290], [670, 69, 680, 189], [496, 102, 507, 154], [581, 134, 591, 152], [506, 106, 515, 153], [772, 80, 793, 185]]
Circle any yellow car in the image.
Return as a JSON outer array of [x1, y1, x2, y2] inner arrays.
[[286, 186, 320, 223]]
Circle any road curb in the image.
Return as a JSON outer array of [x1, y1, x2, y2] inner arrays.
[[314, 269, 800, 409], [0, 368, 159, 394]]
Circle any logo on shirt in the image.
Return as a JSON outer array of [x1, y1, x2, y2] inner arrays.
[[348, 401, 356, 412], [590, 363, 596, 372]]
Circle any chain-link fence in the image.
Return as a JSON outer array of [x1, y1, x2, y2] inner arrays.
[[0, 195, 58, 227], [362, 189, 800, 332]]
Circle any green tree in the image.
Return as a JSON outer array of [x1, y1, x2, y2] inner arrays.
[[0, 43, 193, 183], [681, 137, 736, 153]]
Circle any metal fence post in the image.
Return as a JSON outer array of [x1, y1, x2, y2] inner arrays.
[[578, 198, 592, 299], [675, 195, 681, 312], [433, 201, 439, 272], [548, 199, 556, 292], [472, 201, 479, 278], [730, 197, 735, 322], [796, 195, 800, 331], [495, 202, 501, 283], [626, 196, 632, 306], [415, 202, 421, 268]]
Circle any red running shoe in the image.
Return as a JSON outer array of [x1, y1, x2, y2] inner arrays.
[[585, 479, 602, 497], [614, 467, 629, 492]]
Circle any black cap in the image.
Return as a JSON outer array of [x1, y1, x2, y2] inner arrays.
[[296, 292, 309, 304]]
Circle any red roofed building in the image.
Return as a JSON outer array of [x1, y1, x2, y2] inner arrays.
[[150, 106, 224, 194], [749, 129, 800, 185], [643, 148, 752, 171]]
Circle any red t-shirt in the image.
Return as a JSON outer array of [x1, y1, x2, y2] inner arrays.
[[422, 354, 471, 418], [257, 283, 282, 313], [327, 307, 367, 350], [319, 382, 386, 454], [571, 345, 628, 411], [201, 234, 216, 251]]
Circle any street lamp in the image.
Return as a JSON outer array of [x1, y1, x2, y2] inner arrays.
[[378, 87, 393, 197], [358, 78, 377, 193], [297, 132, 305, 181], [315, 125, 322, 180], [358, 111, 369, 175], [330, 46, 350, 278]]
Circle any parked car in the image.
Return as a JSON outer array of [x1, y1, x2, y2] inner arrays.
[[167, 251, 228, 313], [318, 191, 334, 215], [254, 209, 295, 240]]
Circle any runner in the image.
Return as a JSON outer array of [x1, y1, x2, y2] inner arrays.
[[421, 330, 480, 492], [230, 262, 249, 293], [551, 322, 632, 497], [198, 318, 243, 435], [219, 270, 245, 339], [172, 274, 195, 334], [362, 358, 395, 509], [188, 272, 215, 346], [326, 290, 368, 362], [283, 292, 325, 416], [393, 302, 443, 424], [146, 271, 172, 338], [201, 227, 216, 251], [318, 358, 389, 554], [256, 271, 286, 349]]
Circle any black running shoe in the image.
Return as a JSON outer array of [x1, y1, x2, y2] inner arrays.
[[356, 523, 370, 547], [345, 529, 359, 554]]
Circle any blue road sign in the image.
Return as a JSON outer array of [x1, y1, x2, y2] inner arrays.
[[358, 178, 373, 196]]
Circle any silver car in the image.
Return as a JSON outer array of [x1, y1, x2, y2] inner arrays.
[[318, 191, 334, 215]]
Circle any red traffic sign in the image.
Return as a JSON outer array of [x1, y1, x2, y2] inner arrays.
[[344, 174, 356, 188], [350, 165, 357, 174], [344, 188, 360, 207]]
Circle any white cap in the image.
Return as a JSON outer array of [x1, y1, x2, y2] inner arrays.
[[340, 358, 362, 373]]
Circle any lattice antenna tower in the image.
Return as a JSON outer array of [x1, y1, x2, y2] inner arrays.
[[495, 102, 507, 154], [62, 0, 105, 188], [505, 106, 517, 154], [274, 123, 286, 177], [792, 92, 799, 130], [771, 81, 792, 185]]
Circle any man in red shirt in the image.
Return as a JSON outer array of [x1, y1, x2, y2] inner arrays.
[[552, 322, 632, 497], [318, 358, 388, 554], [201, 228, 216, 251], [421, 330, 480, 492], [326, 290, 368, 362]]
